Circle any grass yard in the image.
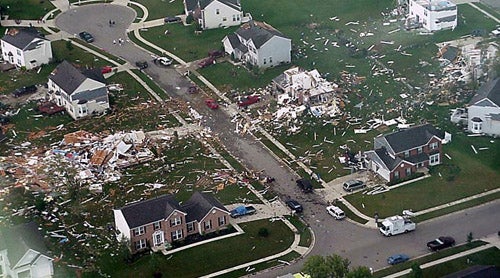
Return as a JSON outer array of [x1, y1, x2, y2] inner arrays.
[[217, 251, 302, 278], [285, 215, 312, 247], [93, 219, 294, 277], [0, 0, 54, 20], [127, 2, 144, 23], [131, 69, 170, 99], [133, 0, 184, 20]]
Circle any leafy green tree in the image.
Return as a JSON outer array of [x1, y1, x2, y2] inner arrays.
[[346, 266, 372, 278], [302, 255, 331, 278], [409, 263, 423, 278], [303, 254, 369, 278]]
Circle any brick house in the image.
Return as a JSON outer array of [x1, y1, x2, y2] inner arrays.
[[364, 124, 446, 183], [113, 192, 230, 253]]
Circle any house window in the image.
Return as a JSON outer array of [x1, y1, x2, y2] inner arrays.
[[16, 49, 21, 55], [153, 231, 164, 246], [153, 221, 161, 230], [429, 153, 440, 165], [216, 9, 219, 14], [263, 58, 266, 64], [135, 239, 146, 250], [222, 17, 227, 21], [187, 222, 194, 232], [404, 151, 410, 158], [405, 168, 412, 176], [204, 220, 212, 231], [429, 142, 438, 150], [394, 171, 400, 180], [269, 57, 273, 63], [233, 15, 236, 21], [16, 58, 21, 65], [133, 226, 145, 236], [472, 121, 482, 132], [417, 147, 423, 154], [218, 216, 226, 226], [170, 217, 181, 227], [171, 229, 183, 240]]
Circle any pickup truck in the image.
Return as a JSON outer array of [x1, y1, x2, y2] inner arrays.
[[230, 205, 256, 218]]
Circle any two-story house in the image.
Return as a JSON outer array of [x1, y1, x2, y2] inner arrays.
[[47, 60, 110, 120], [222, 21, 291, 68], [1, 28, 52, 70], [184, 0, 247, 30], [364, 124, 445, 183], [113, 192, 230, 254], [407, 0, 457, 32], [466, 78, 500, 137], [0, 222, 54, 278]]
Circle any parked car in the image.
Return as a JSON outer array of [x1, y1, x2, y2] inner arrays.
[[230, 205, 256, 218], [342, 179, 365, 192], [12, 85, 37, 98], [326, 205, 345, 220], [101, 66, 113, 74], [154, 57, 172, 66], [387, 254, 410, 265], [208, 49, 225, 58], [198, 57, 215, 68], [164, 16, 181, 24], [238, 95, 260, 107], [135, 61, 149, 70], [205, 98, 219, 109], [0, 115, 10, 124], [296, 178, 313, 193], [427, 236, 455, 251], [188, 85, 199, 94], [286, 200, 303, 213], [78, 31, 94, 43]]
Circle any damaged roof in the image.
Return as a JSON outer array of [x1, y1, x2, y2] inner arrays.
[[49, 61, 105, 95], [0, 222, 49, 267], [375, 124, 445, 154], [236, 21, 288, 48], [1, 28, 48, 50], [468, 77, 500, 107]]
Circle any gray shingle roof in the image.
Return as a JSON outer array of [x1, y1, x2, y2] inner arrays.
[[1, 28, 48, 50], [0, 222, 48, 267], [182, 191, 228, 222], [236, 21, 288, 48], [120, 195, 182, 229], [469, 78, 500, 107], [381, 124, 445, 154], [374, 147, 403, 171], [49, 61, 105, 96]]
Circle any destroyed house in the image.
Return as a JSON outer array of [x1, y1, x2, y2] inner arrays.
[[113, 192, 230, 253], [467, 78, 500, 137], [364, 124, 445, 182], [222, 20, 291, 68], [408, 0, 457, 32], [184, 0, 248, 30], [0, 28, 53, 70], [0, 222, 54, 278], [47, 61, 110, 120]]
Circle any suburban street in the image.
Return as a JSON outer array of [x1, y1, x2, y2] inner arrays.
[[54, 3, 500, 276]]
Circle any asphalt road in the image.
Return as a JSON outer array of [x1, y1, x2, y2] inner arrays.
[[54, 4, 500, 277]]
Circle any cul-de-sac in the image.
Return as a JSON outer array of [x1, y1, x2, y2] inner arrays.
[[0, 0, 499, 277]]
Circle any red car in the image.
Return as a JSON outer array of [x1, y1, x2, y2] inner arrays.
[[198, 57, 215, 68], [205, 98, 219, 109], [101, 66, 113, 74], [238, 95, 260, 107]]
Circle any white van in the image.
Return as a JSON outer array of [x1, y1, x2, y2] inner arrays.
[[326, 205, 345, 220]]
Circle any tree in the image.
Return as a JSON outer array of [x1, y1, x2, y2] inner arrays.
[[347, 266, 372, 278], [302, 254, 368, 278], [409, 263, 423, 278]]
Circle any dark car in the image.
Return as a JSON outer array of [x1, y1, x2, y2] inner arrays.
[[12, 85, 37, 98], [208, 49, 225, 58], [387, 254, 410, 265], [198, 57, 215, 68], [135, 61, 149, 70], [164, 16, 182, 24], [286, 200, 303, 213], [78, 31, 94, 43], [296, 178, 313, 193], [427, 236, 455, 251]]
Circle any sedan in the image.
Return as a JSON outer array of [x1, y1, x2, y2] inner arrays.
[[135, 61, 149, 70], [101, 66, 113, 74], [387, 254, 410, 265], [427, 236, 455, 251], [154, 57, 172, 66], [204, 98, 219, 110], [78, 31, 94, 43]]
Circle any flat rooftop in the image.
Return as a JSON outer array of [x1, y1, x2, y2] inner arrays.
[[413, 0, 457, 11]]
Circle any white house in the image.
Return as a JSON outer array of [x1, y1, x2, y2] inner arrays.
[[48, 61, 110, 120], [184, 0, 250, 30], [408, 0, 457, 31], [0, 28, 52, 70], [222, 21, 291, 68], [466, 78, 500, 137], [0, 222, 54, 278]]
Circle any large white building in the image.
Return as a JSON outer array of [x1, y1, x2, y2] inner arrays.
[[408, 0, 457, 31], [0, 28, 52, 70]]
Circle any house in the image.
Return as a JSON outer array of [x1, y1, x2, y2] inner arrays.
[[222, 21, 291, 68], [407, 0, 457, 32], [113, 191, 230, 254], [466, 78, 500, 137], [0, 28, 52, 70], [47, 61, 110, 120], [0, 222, 54, 278], [184, 0, 250, 30], [364, 124, 445, 183]]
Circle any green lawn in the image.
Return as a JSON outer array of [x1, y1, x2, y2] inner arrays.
[[0, 0, 55, 20], [285, 215, 312, 247], [133, 0, 184, 20], [217, 251, 302, 278]]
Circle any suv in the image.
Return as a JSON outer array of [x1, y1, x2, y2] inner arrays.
[[164, 16, 182, 24], [78, 31, 94, 43], [286, 200, 303, 213], [343, 179, 365, 192], [326, 205, 345, 220], [296, 178, 313, 193], [12, 85, 37, 98]]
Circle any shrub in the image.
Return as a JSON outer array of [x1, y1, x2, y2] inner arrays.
[[258, 227, 269, 237]]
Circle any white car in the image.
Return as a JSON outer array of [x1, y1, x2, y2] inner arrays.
[[155, 57, 173, 66], [326, 205, 345, 220]]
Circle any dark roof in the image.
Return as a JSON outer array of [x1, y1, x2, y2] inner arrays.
[[381, 124, 445, 154], [443, 265, 500, 278], [1, 28, 47, 50], [199, 0, 240, 10], [225, 33, 248, 53], [120, 195, 182, 228], [0, 222, 48, 266], [182, 191, 228, 222], [406, 152, 429, 164], [442, 46, 459, 62], [236, 21, 288, 48], [184, 0, 198, 12], [469, 78, 500, 107], [374, 147, 403, 170], [49, 61, 105, 95]]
